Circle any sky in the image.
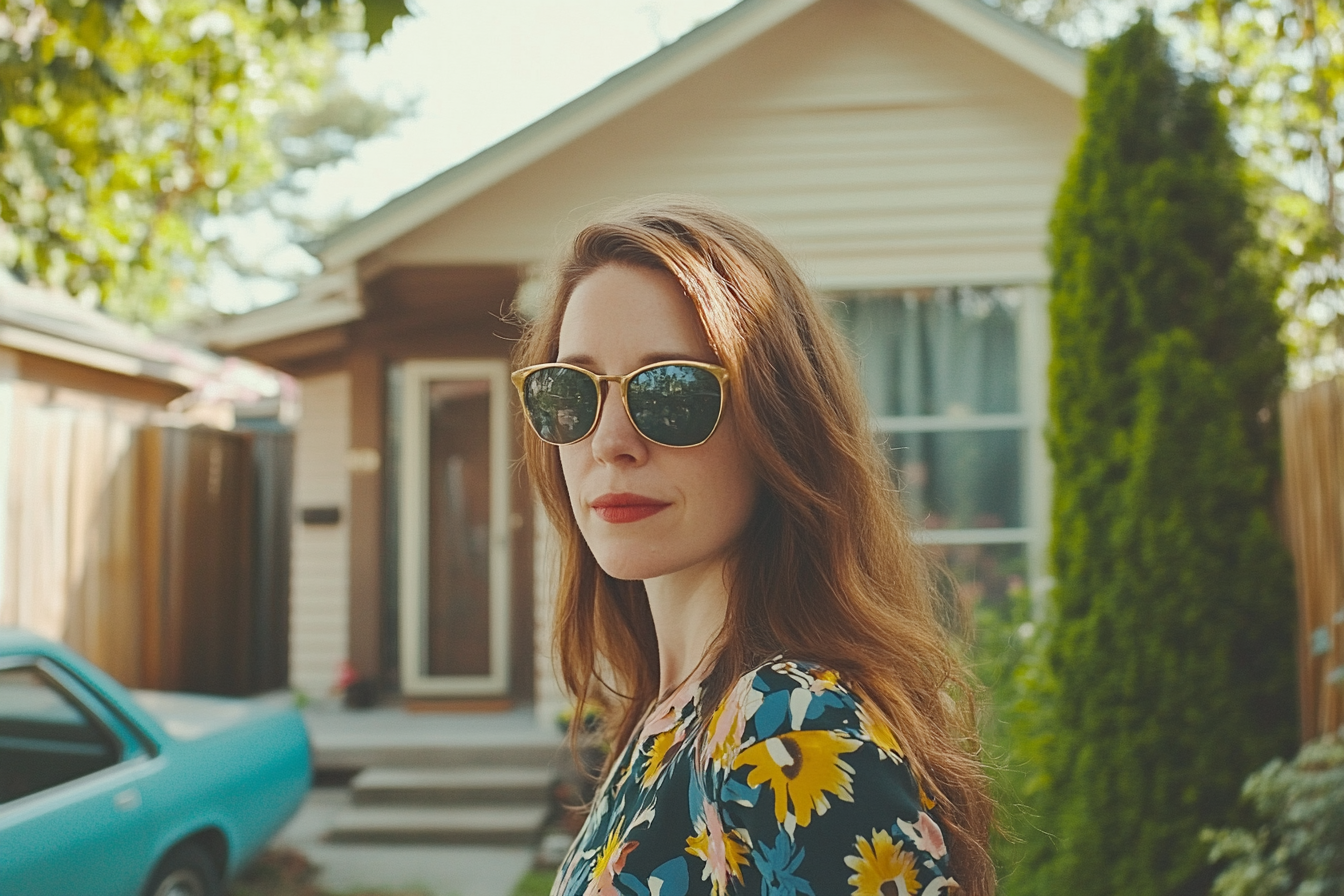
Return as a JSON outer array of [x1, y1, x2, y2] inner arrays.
[[213, 0, 740, 311]]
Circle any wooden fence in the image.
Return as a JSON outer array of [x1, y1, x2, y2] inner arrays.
[[1, 393, 292, 695], [1281, 377, 1344, 741]]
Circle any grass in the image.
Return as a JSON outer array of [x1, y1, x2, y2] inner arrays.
[[508, 870, 557, 896]]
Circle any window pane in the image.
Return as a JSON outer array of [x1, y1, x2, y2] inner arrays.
[[0, 667, 117, 803], [833, 287, 1020, 416], [885, 429, 1022, 529]]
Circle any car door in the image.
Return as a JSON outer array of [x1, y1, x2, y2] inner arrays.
[[0, 656, 161, 896]]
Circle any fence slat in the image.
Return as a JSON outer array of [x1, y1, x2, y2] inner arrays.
[[1281, 379, 1344, 741]]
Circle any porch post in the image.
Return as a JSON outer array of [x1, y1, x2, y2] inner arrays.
[[347, 349, 385, 684]]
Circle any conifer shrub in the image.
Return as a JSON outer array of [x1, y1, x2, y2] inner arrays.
[[1020, 14, 1299, 896]]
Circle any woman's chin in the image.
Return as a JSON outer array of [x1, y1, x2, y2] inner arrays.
[[591, 547, 678, 583], [595, 557, 664, 582]]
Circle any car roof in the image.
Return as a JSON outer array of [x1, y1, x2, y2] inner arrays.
[[0, 627, 60, 655]]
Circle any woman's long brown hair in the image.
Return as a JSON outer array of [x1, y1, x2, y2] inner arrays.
[[515, 196, 995, 894]]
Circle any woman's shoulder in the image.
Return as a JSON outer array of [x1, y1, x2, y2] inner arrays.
[[694, 658, 957, 895], [706, 656, 908, 761]]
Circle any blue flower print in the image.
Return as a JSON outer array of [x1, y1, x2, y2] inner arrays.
[[752, 829, 816, 896]]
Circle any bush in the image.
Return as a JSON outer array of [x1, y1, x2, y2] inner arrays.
[[1205, 733, 1344, 896]]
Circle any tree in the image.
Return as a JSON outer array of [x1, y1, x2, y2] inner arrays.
[[1176, 0, 1344, 384], [1027, 16, 1298, 896], [984, 0, 1344, 382], [985, 0, 1145, 45], [0, 0, 410, 321]]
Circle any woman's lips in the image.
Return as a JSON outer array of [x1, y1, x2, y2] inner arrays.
[[590, 493, 671, 523]]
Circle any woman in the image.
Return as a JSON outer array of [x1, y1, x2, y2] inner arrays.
[[513, 198, 993, 896]]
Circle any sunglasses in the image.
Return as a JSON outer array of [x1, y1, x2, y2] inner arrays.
[[512, 361, 730, 448]]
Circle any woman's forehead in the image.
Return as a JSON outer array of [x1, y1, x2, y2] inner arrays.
[[557, 264, 715, 367]]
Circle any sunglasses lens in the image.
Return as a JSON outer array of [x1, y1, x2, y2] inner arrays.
[[628, 365, 723, 447], [522, 367, 599, 444]]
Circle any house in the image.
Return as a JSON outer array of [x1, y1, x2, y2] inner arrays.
[[205, 0, 1083, 720], [0, 271, 296, 693]]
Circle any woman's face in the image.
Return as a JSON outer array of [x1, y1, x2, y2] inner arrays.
[[556, 263, 758, 582]]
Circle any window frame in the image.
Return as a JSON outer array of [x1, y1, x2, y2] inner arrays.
[[830, 284, 1051, 605], [0, 655, 156, 768]]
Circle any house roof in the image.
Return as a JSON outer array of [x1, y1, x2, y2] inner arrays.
[[206, 0, 1082, 353], [0, 271, 289, 406], [318, 0, 1082, 270]]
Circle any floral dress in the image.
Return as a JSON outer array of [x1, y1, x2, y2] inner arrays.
[[551, 658, 959, 896]]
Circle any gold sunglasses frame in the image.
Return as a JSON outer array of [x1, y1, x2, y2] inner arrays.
[[511, 360, 730, 448]]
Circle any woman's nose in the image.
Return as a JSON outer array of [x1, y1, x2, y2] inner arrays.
[[589, 385, 648, 465]]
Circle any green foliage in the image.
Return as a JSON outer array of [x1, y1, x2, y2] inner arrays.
[[990, 0, 1344, 382], [509, 871, 559, 896], [1205, 732, 1344, 896], [972, 582, 1057, 891], [0, 0, 410, 322], [1176, 0, 1344, 385], [1019, 15, 1300, 896]]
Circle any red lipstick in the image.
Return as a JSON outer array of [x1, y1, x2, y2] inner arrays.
[[590, 493, 671, 523]]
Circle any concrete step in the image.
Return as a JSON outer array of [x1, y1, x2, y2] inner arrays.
[[351, 766, 554, 806], [314, 740, 563, 773], [325, 805, 549, 846]]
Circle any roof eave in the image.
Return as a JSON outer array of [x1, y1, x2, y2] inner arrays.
[[203, 268, 361, 353], [315, 0, 824, 270]]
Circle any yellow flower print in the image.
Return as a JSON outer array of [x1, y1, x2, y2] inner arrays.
[[845, 828, 923, 896], [590, 824, 638, 894], [685, 800, 751, 896], [641, 728, 680, 786], [770, 660, 843, 694], [811, 669, 842, 692], [592, 825, 624, 880], [857, 702, 906, 760], [735, 729, 861, 829]]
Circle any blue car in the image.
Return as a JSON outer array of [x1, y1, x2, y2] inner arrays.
[[0, 628, 312, 896]]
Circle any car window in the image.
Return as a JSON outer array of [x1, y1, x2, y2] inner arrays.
[[0, 666, 120, 803]]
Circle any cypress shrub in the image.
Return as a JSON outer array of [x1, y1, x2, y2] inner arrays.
[[1030, 14, 1298, 896]]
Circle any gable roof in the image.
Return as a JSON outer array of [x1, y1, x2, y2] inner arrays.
[[206, 0, 1082, 353], [318, 0, 1082, 270]]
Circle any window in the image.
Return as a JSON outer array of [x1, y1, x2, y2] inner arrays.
[[833, 286, 1039, 612], [0, 665, 119, 803]]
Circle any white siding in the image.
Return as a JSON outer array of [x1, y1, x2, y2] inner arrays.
[[532, 498, 567, 728], [290, 372, 350, 698], [0, 350, 14, 627], [376, 0, 1078, 289]]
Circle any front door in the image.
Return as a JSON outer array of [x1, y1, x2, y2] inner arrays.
[[398, 360, 511, 696]]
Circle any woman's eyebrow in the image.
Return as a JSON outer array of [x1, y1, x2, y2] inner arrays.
[[639, 351, 718, 366], [555, 353, 596, 367]]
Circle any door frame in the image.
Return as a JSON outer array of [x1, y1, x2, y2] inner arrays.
[[397, 359, 511, 697]]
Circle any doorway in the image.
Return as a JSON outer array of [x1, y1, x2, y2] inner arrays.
[[397, 360, 511, 696]]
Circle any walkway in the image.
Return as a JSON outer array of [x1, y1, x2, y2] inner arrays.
[[269, 702, 565, 896]]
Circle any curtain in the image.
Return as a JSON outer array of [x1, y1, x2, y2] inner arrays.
[[833, 287, 1022, 530]]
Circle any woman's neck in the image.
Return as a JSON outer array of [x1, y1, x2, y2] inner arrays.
[[643, 555, 731, 697]]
